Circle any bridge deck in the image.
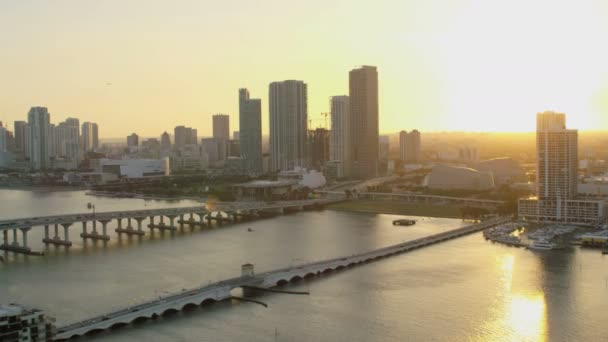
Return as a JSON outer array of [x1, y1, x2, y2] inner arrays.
[[54, 216, 510, 340]]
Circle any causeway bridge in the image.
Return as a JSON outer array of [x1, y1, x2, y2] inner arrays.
[[54, 216, 510, 340], [0, 198, 340, 255], [317, 190, 506, 207]]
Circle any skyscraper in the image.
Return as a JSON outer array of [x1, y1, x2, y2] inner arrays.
[[212, 114, 230, 161], [27, 106, 51, 169], [518, 111, 604, 225], [329, 96, 350, 178], [239, 88, 262, 174], [348, 66, 379, 179], [81, 122, 99, 153], [399, 130, 421, 163], [269, 80, 307, 171]]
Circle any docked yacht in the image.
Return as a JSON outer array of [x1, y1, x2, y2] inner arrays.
[[528, 239, 558, 251]]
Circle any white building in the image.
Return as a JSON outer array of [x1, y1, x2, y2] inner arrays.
[[99, 158, 170, 178], [0, 303, 54, 341], [269, 80, 308, 172], [329, 95, 350, 178], [518, 111, 605, 226]]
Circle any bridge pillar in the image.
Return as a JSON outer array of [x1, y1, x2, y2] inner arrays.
[[19, 228, 31, 248], [116, 218, 122, 230], [179, 214, 184, 228], [62, 223, 71, 242], [2, 230, 7, 246], [149, 216, 155, 227], [167, 215, 176, 228], [44, 225, 49, 240], [11, 229, 18, 247], [100, 220, 110, 237], [53, 224, 60, 240], [135, 217, 145, 232], [81, 221, 87, 235]]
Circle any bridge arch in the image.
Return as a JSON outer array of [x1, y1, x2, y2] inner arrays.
[[276, 279, 288, 286], [289, 275, 302, 282], [181, 302, 199, 311], [200, 298, 217, 306], [161, 308, 179, 316]]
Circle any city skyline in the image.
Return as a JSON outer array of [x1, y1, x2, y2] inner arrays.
[[2, 1, 608, 137]]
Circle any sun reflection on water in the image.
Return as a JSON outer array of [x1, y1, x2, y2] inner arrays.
[[479, 254, 547, 341]]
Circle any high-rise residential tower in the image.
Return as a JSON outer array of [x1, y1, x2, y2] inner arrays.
[[269, 80, 308, 171], [127, 133, 139, 148], [348, 66, 379, 179], [28, 106, 51, 169], [518, 111, 604, 225], [329, 96, 350, 178], [239, 88, 262, 174]]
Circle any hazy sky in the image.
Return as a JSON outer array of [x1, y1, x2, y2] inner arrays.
[[1, 0, 608, 138]]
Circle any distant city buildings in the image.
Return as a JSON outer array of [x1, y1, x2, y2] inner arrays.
[[329, 95, 350, 178], [239, 88, 262, 174], [518, 111, 605, 225], [127, 133, 139, 148], [348, 66, 379, 179], [81, 121, 99, 153], [399, 130, 421, 163], [160, 131, 171, 153], [269, 80, 308, 172], [174, 125, 197, 150]]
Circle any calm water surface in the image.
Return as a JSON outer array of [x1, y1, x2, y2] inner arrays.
[[0, 190, 607, 341]]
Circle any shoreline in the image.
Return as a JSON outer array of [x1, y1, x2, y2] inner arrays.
[[0, 185, 88, 192]]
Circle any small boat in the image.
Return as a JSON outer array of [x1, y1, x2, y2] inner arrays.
[[393, 219, 416, 226], [528, 239, 558, 251], [602, 245, 608, 254], [247, 228, 253, 232]]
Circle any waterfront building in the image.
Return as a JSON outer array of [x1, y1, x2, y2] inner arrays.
[[348, 66, 379, 179], [171, 144, 208, 171], [269, 80, 308, 172], [239, 88, 263, 174], [330, 95, 350, 178], [0, 303, 54, 341], [51, 118, 81, 169], [399, 129, 421, 163], [98, 158, 170, 178], [28, 106, 51, 170], [518, 111, 605, 225], [201, 137, 221, 167], [379, 135, 389, 161]]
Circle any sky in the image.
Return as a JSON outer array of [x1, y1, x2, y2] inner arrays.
[[1, 0, 608, 138]]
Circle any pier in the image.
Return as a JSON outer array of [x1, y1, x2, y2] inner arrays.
[[53, 216, 510, 340]]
